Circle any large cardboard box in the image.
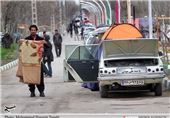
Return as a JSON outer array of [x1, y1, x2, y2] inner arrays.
[[16, 54, 24, 83], [16, 40, 43, 84], [20, 40, 43, 64], [22, 64, 41, 84], [16, 53, 23, 77]]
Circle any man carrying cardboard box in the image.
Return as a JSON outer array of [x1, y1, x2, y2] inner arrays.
[[18, 25, 47, 97]]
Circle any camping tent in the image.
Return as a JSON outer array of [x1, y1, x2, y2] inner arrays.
[[102, 23, 143, 40]]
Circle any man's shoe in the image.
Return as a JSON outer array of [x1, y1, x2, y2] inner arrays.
[[44, 74, 48, 77], [40, 92, 45, 97], [44, 75, 52, 78], [30, 92, 35, 97]]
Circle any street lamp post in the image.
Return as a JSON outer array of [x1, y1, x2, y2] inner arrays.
[[148, 0, 153, 39], [51, 15, 55, 33], [59, 0, 62, 32], [99, 0, 107, 24], [80, 1, 102, 25], [106, 0, 112, 25], [81, 4, 99, 25], [92, 0, 105, 24], [31, 0, 38, 25], [161, 15, 165, 34], [127, 0, 131, 23], [115, 0, 121, 23]]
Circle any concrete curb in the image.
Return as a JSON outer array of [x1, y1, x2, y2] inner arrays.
[[0, 59, 18, 72]]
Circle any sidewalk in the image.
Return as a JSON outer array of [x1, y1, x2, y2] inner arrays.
[[45, 34, 83, 83]]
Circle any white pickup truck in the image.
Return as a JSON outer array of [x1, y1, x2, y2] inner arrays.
[[98, 39, 165, 97], [64, 39, 165, 98]]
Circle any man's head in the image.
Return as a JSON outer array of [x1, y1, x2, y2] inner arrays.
[[29, 25, 38, 36], [55, 29, 58, 34]]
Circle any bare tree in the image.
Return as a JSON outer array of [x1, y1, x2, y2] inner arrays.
[[1, 1, 31, 36]]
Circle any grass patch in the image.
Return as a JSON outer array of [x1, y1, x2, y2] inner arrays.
[[167, 49, 170, 53], [0, 43, 19, 65]]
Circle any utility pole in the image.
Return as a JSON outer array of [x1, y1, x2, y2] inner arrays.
[[99, 0, 107, 25], [106, 0, 112, 25], [31, 0, 38, 25], [148, 0, 153, 38], [115, 0, 121, 23], [80, 0, 82, 23], [62, 0, 66, 35], [59, 0, 62, 32], [51, 15, 55, 33], [127, 0, 131, 23], [132, 5, 135, 25], [62, 0, 66, 25]]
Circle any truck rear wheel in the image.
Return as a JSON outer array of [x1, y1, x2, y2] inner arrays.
[[100, 85, 109, 98], [154, 83, 162, 96]]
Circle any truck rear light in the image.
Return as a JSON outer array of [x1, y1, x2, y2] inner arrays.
[[156, 68, 159, 71], [112, 70, 116, 73], [148, 68, 151, 72], [100, 70, 103, 73], [161, 68, 164, 71], [104, 70, 107, 73]]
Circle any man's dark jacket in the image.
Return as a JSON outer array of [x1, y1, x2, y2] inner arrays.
[[25, 34, 44, 41], [43, 35, 53, 62], [53, 33, 62, 46]]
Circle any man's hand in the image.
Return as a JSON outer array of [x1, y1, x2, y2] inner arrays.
[[30, 42, 37, 48], [42, 40, 47, 44], [45, 56, 48, 60], [33, 40, 46, 44], [18, 39, 25, 46]]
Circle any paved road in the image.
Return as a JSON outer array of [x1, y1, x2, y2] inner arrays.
[[1, 34, 170, 114]]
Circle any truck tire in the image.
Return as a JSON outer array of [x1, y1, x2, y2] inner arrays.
[[149, 84, 154, 92], [154, 83, 162, 96], [100, 85, 109, 98]]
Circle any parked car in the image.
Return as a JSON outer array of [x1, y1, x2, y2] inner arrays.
[[83, 27, 96, 40], [85, 26, 109, 45], [64, 24, 165, 98], [64, 39, 165, 97], [98, 39, 165, 97], [0, 32, 4, 43]]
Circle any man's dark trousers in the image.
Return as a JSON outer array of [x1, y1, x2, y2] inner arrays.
[[55, 44, 62, 57], [28, 63, 44, 93]]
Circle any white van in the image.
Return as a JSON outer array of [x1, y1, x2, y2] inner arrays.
[[64, 39, 165, 98], [98, 39, 165, 97]]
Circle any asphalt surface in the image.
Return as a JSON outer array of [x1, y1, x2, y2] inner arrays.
[[1, 34, 170, 115]]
